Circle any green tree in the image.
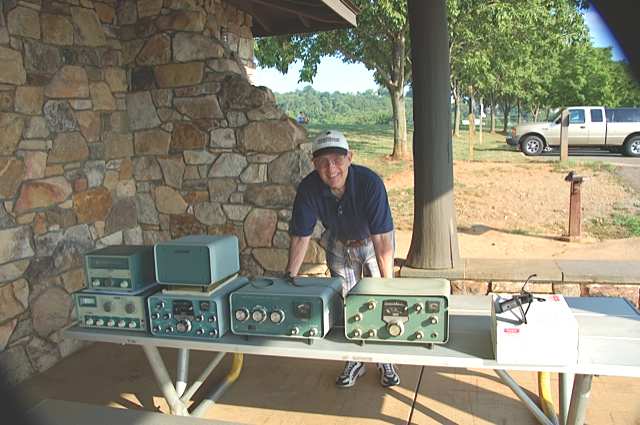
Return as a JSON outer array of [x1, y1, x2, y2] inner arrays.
[[255, 0, 411, 159]]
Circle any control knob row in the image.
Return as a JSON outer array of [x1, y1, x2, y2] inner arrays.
[[235, 308, 285, 324], [91, 279, 130, 288]]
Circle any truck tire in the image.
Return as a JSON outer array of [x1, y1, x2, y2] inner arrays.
[[623, 135, 640, 157], [521, 135, 545, 156]]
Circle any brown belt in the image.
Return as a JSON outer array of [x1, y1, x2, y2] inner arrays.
[[342, 238, 370, 248]]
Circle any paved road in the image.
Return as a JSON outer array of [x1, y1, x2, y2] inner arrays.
[[527, 147, 640, 192]]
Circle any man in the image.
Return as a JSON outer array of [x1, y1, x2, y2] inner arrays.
[[285, 130, 399, 388]]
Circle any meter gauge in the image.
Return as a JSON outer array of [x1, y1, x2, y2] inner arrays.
[[269, 309, 285, 324], [294, 302, 312, 319]]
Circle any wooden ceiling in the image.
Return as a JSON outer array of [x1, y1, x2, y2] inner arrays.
[[226, 0, 358, 37]]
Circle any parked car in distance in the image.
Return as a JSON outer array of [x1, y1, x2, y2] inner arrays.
[[506, 107, 640, 157]]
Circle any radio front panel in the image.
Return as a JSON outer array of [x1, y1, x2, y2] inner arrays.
[[344, 278, 450, 345], [74, 285, 158, 332], [154, 235, 240, 286], [230, 277, 343, 341], [84, 245, 155, 292], [148, 276, 248, 340]]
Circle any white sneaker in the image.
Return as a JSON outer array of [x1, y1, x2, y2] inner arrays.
[[335, 361, 366, 388], [377, 363, 400, 387]]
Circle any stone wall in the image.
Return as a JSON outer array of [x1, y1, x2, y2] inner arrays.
[[0, 0, 321, 386]]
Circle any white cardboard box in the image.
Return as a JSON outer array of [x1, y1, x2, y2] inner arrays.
[[491, 294, 579, 366]]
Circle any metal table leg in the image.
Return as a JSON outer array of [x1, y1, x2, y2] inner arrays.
[[566, 374, 593, 425], [559, 373, 574, 425], [176, 348, 190, 397], [495, 369, 555, 425], [142, 345, 189, 416]]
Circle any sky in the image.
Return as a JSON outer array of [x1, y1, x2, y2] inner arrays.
[[252, 6, 626, 94]]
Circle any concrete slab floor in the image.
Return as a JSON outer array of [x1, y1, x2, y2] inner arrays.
[[15, 343, 640, 424]]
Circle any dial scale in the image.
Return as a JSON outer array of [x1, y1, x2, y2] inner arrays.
[[73, 284, 159, 332], [344, 278, 450, 345], [230, 276, 343, 342], [148, 276, 248, 340]]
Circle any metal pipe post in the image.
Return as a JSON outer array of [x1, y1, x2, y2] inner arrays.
[[181, 352, 226, 403], [176, 348, 190, 397], [566, 374, 593, 425], [559, 373, 574, 425], [141, 345, 189, 416], [496, 369, 555, 425]]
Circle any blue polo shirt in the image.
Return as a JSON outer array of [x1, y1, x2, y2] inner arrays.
[[290, 164, 394, 240]]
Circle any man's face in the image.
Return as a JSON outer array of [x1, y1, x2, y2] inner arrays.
[[313, 151, 352, 191]]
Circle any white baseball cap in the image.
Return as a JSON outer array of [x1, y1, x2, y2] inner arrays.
[[312, 130, 349, 158]]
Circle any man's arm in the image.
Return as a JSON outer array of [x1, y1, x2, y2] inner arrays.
[[286, 235, 311, 276], [370, 230, 394, 278]]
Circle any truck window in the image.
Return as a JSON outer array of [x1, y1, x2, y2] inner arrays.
[[590, 109, 603, 122], [611, 108, 640, 122], [569, 109, 585, 124]]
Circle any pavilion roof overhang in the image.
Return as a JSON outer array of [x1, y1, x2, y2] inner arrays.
[[225, 0, 358, 37]]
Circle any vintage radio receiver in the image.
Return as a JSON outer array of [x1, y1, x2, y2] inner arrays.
[[84, 245, 156, 292], [148, 276, 248, 339], [74, 285, 159, 332], [154, 235, 239, 286], [344, 278, 450, 345], [230, 276, 343, 342]]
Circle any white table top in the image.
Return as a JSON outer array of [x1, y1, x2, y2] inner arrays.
[[65, 296, 640, 377]]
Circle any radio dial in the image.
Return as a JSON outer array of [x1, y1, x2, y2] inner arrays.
[[120, 280, 129, 288], [128, 322, 137, 329], [428, 316, 438, 325], [117, 320, 126, 328], [125, 303, 136, 314], [269, 310, 285, 324], [96, 319, 104, 326], [107, 319, 115, 327], [367, 300, 377, 310], [387, 321, 404, 337], [290, 327, 299, 335], [234, 308, 249, 322], [103, 301, 112, 313], [92, 279, 101, 287], [85, 318, 94, 326], [251, 308, 267, 323], [309, 328, 318, 337], [176, 320, 192, 333]]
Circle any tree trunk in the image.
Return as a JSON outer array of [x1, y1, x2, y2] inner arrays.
[[467, 85, 475, 138], [490, 101, 496, 133], [452, 83, 461, 137], [517, 99, 522, 125], [405, 0, 460, 270], [502, 100, 511, 133], [390, 87, 408, 159]]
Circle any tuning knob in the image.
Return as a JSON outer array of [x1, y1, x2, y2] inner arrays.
[[290, 327, 299, 335], [128, 321, 138, 329], [352, 328, 362, 338], [367, 300, 377, 310], [415, 331, 424, 340], [117, 320, 126, 328], [209, 329, 218, 337], [155, 301, 165, 311], [152, 326, 160, 333], [366, 329, 377, 338], [387, 321, 404, 337], [251, 308, 266, 323], [208, 315, 217, 323], [353, 313, 363, 322], [176, 320, 192, 333], [195, 314, 204, 322], [196, 329, 204, 336], [309, 328, 318, 337], [92, 279, 101, 287], [120, 280, 129, 289], [151, 313, 160, 320], [85, 318, 94, 326], [106, 319, 115, 327], [125, 303, 136, 314], [431, 332, 439, 339], [96, 319, 104, 326], [165, 326, 174, 333], [428, 316, 438, 325], [414, 303, 423, 312], [269, 310, 285, 324], [103, 301, 112, 313], [234, 308, 249, 322], [163, 313, 172, 320]]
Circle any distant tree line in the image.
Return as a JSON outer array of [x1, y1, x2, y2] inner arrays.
[[274, 86, 414, 126]]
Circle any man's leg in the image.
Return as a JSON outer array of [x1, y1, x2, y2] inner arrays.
[[325, 239, 367, 388]]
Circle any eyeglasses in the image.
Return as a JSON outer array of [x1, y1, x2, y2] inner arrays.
[[314, 155, 348, 169]]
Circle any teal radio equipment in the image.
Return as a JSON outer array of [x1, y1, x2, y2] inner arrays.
[[84, 245, 155, 292], [73, 284, 159, 332], [344, 278, 450, 345], [230, 276, 343, 343], [154, 235, 239, 287], [147, 276, 249, 339]]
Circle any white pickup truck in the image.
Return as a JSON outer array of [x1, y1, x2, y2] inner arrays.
[[506, 107, 640, 157]]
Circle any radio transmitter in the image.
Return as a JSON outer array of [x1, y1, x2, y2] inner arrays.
[[230, 276, 343, 342], [154, 235, 239, 286], [147, 276, 248, 339], [344, 278, 450, 345], [73, 284, 159, 331], [84, 245, 156, 292]]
